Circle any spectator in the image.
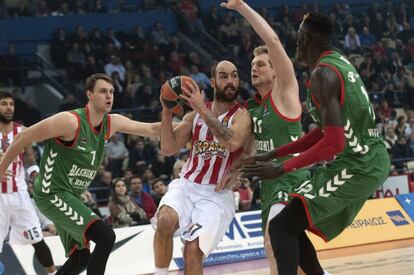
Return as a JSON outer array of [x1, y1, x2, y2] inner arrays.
[[36, 0, 49, 16], [141, 167, 155, 193], [129, 175, 156, 219], [392, 136, 413, 172], [359, 27, 376, 49], [150, 21, 170, 47], [66, 42, 86, 79], [203, 5, 220, 37], [150, 150, 175, 178], [92, 0, 107, 13], [58, 93, 81, 111], [190, 65, 210, 90], [172, 159, 185, 179], [104, 55, 126, 81], [151, 178, 167, 206], [105, 134, 129, 177], [384, 126, 398, 152], [395, 115, 411, 138], [129, 139, 150, 172], [234, 178, 252, 212], [105, 27, 122, 49], [108, 178, 149, 228], [344, 27, 362, 54], [397, 22, 414, 44]]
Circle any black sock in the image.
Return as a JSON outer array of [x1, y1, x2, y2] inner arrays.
[[32, 239, 54, 268], [56, 249, 90, 275], [85, 219, 116, 275], [268, 198, 313, 275], [298, 232, 324, 275]]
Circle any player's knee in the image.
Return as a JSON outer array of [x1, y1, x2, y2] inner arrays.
[[32, 239, 54, 267], [157, 207, 178, 236]]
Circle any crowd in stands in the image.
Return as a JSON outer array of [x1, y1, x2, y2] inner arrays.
[[2, 0, 414, 230]]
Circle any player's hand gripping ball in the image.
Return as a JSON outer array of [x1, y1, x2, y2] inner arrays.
[[160, 76, 194, 116]]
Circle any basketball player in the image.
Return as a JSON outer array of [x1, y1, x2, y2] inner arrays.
[[0, 73, 164, 275], [152, 60, 252, 275], [240, 13, 390, 275], [0, 91, 56, 274], [221, 1, 311, 274]]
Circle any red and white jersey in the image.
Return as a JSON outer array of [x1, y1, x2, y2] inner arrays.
[[1, 122, 25, 193], [182, 103, 244, 185]]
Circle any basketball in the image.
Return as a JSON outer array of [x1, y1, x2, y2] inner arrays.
[[160, 75, 194, 116]]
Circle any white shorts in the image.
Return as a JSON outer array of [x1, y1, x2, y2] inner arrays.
[[151, 178, 235, 257], [0, 191, 43, 252]]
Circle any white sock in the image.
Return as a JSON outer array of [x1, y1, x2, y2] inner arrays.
[[154, 267, 168, 275], [48, 272, 57, 275], [324, 271, 331, 275]]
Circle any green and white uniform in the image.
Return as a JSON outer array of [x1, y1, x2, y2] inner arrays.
[[33, 107, 110, 255], [295, 51, 390, 241], [247, 92, 310, 229]]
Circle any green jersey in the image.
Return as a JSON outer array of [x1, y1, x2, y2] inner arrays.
[[34, 107, 109, 197], [249, 92, 303, 163], [248, 91, 310, 228], [306, 51, 383, 157], [296, 51, 390, 241]]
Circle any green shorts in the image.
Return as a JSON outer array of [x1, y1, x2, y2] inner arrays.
[[34, 191, 99, 256], [260, 168, 310, 229], [291, 143, 390, 241]]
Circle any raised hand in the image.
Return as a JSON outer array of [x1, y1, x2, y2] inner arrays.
[[220, 0, 244, 10], [180, 81, 205, 114]]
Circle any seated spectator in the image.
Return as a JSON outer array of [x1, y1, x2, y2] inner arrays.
[[150, 21, 170, 47], [105, 55, 126, 81], [190, 65, 210, 90], [151, 178, 168, 207], [384, 126, 398, 153], [92, 0, 107, 13], [172, 159, 185, 179], [58, 93, 81, 111], [151, 150, 175, 178], [359, 27, 376, 49], [392, 136, 413, 173], [395, 115, 411, 138], [108, 178, 149, 228], [129, 175, 156, 219], [344, 27, 362, 54], [66, 42, 86, 79], [105, 133, 129, 177]]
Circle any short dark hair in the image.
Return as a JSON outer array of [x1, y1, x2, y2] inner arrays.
[[85, 73, 113, 92], [129, 175, 142, 185], [302, 12, 334, 44], [0, 91, 14, 101]]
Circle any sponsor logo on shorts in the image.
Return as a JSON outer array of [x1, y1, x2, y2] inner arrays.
[[386, 210, 410, 226]]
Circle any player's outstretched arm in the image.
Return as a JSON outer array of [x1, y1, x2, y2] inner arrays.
[[222, 0, 297, 91], [160, 108, 194, 156], [0, 112, 78, 178], [109, 114, 164, 138]]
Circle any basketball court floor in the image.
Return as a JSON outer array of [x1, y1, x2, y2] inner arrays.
[[170, 239, 414, 275]]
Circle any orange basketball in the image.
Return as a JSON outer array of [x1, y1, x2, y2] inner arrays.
[[160, 75, 194, 116]]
